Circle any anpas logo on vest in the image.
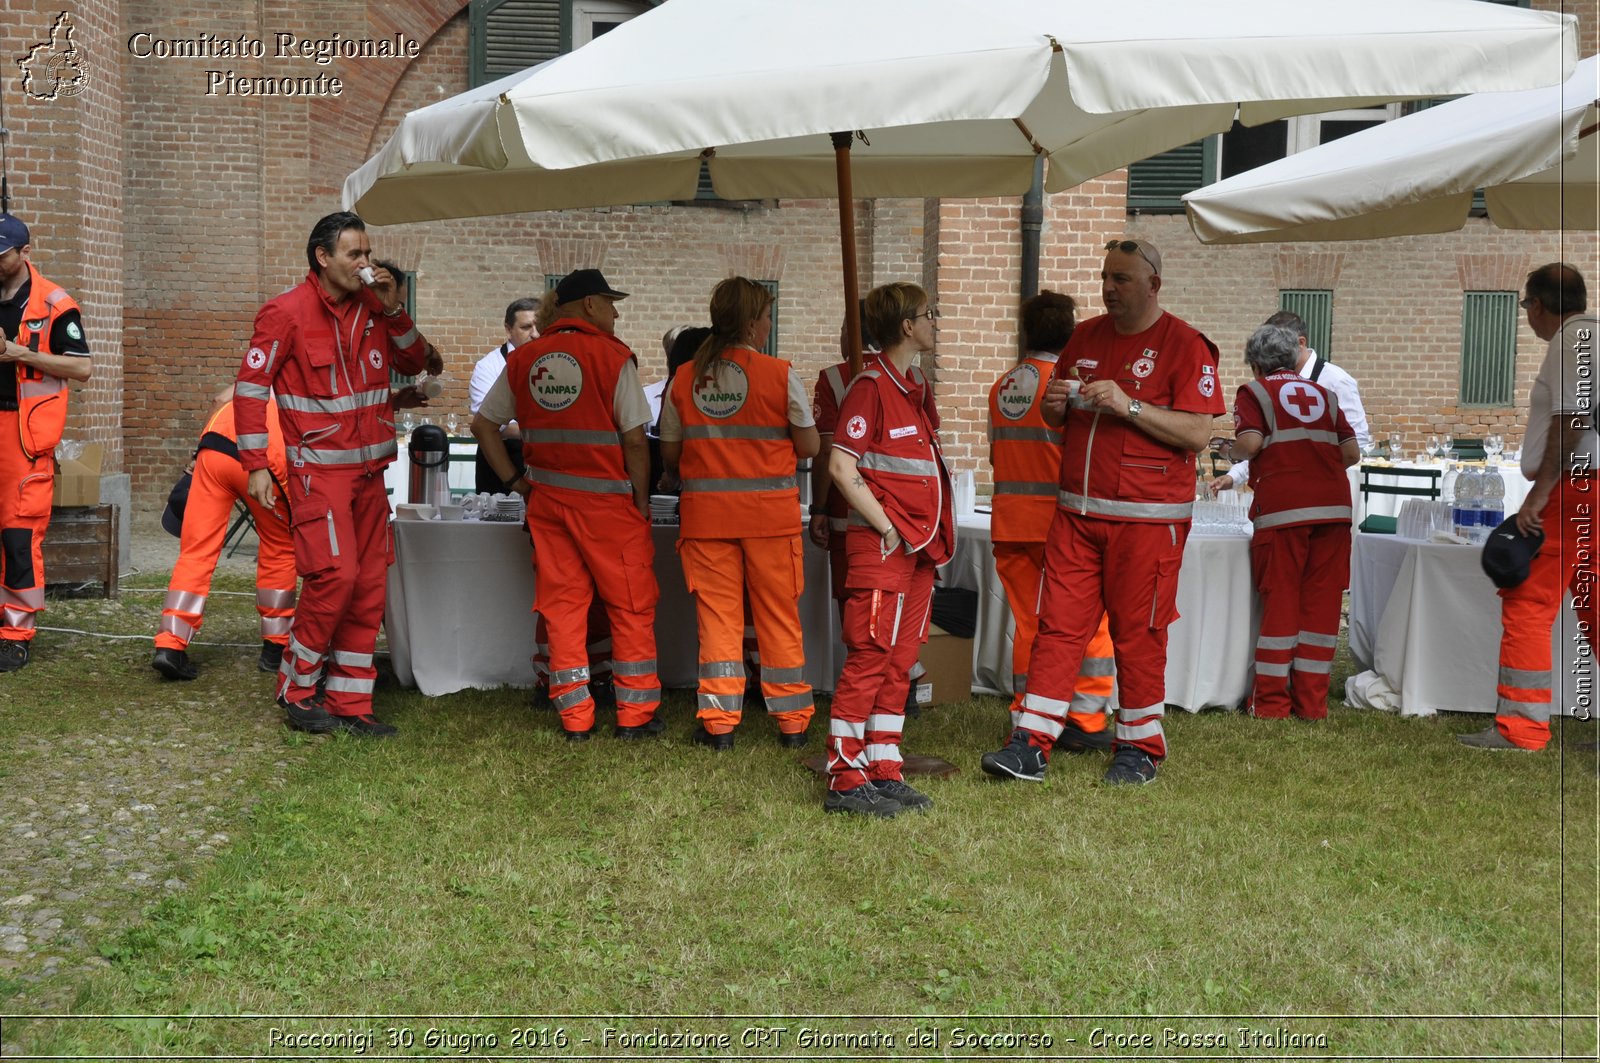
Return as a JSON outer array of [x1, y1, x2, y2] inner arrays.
[[528, 351, 583, 411], [998, 364, 1040, 421], [693, 360, 749, 419]]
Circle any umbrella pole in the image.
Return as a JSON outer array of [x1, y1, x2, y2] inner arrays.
[[832, 132, 863, 378]]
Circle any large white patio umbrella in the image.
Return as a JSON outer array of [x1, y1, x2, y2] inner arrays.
[[1184, 54, 1599, 243], [344, 0, 1575, 365]]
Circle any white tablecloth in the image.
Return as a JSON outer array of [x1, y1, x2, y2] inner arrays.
[[385, 519, 844, 696], [1348, 532, 1586, 716], [1352, 462, 1534, 522], [942, 513, 1258, 712]]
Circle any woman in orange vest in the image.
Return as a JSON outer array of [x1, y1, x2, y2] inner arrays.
[[823, 282, 955, 818], [660, 277, 820, 750], [988, 292, 1116, 753]]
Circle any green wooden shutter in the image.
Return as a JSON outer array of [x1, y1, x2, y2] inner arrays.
[[470, 0, 561, 88], [1279, 290, 1333, 363], [544, 274, 562, 291], [1459, 291, 1518, 406], [1128, 138, 1217, 213]]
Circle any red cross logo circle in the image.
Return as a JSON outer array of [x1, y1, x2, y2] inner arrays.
[[1279, 380, 1326, 424]]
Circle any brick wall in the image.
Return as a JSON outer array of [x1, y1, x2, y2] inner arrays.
[[4, 0, 122, 463]]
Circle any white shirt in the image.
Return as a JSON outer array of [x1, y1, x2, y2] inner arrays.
[[1228, 348, 1371, 485], [642, 378, 667, 431], [469, 343, 513, 416], [1523, 313, 1598, 481], [658, 364, 815, 443]]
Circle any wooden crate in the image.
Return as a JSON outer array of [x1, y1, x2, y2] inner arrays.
[[43, 504, 119, 598]]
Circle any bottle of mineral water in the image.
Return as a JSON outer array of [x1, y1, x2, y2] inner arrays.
[[1480, 464, 1506, 535], [1453, 466, 1481, 541]]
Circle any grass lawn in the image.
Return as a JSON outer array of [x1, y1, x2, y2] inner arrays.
[[2, 570, 1596, 1059]]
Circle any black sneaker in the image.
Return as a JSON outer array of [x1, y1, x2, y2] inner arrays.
[[1102, 745, 1158, 786], [691, 724, 734, 751], [589, 674, 616, 711], [564, 726, 597, 743], [1055, 717, 1112, 754], [279, 693, 336, 734], [0, 638, 30, 673], [329, 713, 398, 739], [777, 730, 809, 749], [530, 679, 553, 712], [980, 731, 1047, 782], [872, 778, 932, 812], [152, 647, 199, 681], [615, 715, 666, 741], [823, 784, 902, 818], [258, 640, 284, 673]]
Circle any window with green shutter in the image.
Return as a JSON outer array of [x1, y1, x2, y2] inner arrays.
[[1128, 138, 1216, 213], [544, 274, 562, 292], [391, 269, 420, 388], [1278, 290, 1333, 363], [469, 0, 561, 88], [1459, 291, 1518, 406]]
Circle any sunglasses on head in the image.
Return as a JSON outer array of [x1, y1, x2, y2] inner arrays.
[[1104, 239, 1159, 275]]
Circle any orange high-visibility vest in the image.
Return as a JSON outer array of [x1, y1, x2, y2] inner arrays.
[[14, 263, 79, 459], [672, 345, 800, 539], [988, 352, 1062, 543]]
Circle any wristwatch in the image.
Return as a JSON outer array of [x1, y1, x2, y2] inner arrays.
[[1127, 398, 1143, 420]]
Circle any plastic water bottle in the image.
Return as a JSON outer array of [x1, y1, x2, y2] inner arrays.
[[1453, 466, 1480, 541], [1481, 465, 1506, 534]]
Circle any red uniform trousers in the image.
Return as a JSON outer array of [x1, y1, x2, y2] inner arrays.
[[528, 487, 660, 735], [0, 412, 50, 641], [992, 539, 1115, 733], [277, 470, 390, 717], [1020, 510, 1186, 761], [1497, 479, 1597, 749], [157, 447, 296, 651], [679, 535, 814, 736], [827, 540, 937, 791], [1248, 522, 1350, 720]]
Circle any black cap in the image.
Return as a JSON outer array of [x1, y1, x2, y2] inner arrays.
[[554, 268, 627, 304], [1481, 514, 1544, 589], [160, 471, 193, 537]]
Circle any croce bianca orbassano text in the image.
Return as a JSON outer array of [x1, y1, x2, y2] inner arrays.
[[126, 31, 420, 96]]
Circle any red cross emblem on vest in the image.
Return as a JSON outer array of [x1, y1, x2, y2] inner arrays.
[[1279, 380, 1326, 424]]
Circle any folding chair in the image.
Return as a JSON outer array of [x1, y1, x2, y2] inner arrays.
[[224, 500, 257, 557], [1447, 437, 1487, 461], [1357, 464, 1441, 534]]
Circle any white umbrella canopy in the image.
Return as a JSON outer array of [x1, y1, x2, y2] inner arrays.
[[1183, 54, 1599, 243], [344, 0, 1576, 223]]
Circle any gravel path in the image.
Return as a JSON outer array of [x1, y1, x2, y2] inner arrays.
[[0, 512, 306, 1034]]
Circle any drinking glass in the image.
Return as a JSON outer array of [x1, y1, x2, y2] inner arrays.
[[1387, 433, 1403, 461], [1426, 435, 1440, 459], [1441, 433, 1454, 459], [445, 414, 460, 437], [1486, 434, 1504, 463]]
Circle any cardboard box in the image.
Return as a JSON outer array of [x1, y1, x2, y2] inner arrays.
[[52, 443, 103, 507], [914, 623, 974, 706]]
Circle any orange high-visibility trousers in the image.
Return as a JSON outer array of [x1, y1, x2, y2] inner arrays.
[[156, 446, 296, 651], [993, 539, 1113, 736], [679, 535, 814, 736], [0, 411, 51, 641], [528, 489, 660, 735], [1496, 479, 1598, 749]]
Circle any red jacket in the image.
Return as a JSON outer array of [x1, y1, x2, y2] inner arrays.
[[1053, 312, 1223, 522], [833, 352, 954, 564], [988, 352, 1062, 543], [815, 357, 937, 523], [235, 273, 427, 476], [673, 345, 800, 539], [508, 317, 636, 501], [13, 263, 80, 459], [1233, 371, 1354, 531]]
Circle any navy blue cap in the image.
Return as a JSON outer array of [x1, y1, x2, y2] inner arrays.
[[1481, 514, 1544, 590], [0, 214, 30, 255]]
